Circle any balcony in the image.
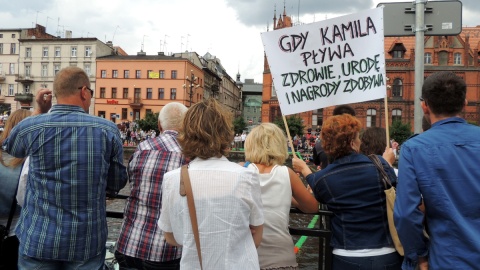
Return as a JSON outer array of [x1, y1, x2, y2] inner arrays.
[[128, 97, 143, 108], [15, 75, 34, 84], [14, 93, 34, 103]]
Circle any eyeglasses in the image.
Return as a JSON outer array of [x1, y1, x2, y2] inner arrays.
[[78, 86, 94, 96]]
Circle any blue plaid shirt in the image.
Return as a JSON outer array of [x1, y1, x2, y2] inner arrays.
[[2, 105, 127, 261]]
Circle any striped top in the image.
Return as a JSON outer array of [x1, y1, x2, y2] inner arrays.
[[2, 104, 127, 261]]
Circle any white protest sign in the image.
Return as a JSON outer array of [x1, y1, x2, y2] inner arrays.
[[261, 7, 386, 115]]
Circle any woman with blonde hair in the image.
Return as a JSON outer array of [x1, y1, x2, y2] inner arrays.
[[244, 123, 318, 270], [158, 98, 264, 269], [293, 114, 400, 270], [0, 109, 32, 269]]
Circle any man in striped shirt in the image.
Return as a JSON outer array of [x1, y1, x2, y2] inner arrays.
[[3, 66, 127, 269], [115, 102, 188, 269]]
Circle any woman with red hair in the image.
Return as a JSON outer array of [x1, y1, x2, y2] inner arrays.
[[293, 114, 401, 270]]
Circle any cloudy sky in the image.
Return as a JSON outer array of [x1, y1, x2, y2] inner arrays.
[[1, 0, 477, 83]]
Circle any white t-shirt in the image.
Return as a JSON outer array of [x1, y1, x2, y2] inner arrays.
[[159, 156, 264, 269]]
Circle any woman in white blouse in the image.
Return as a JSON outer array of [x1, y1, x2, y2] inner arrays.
[[159, 99, 264, 269]]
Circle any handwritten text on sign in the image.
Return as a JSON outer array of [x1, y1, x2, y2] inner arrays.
[[261, 8, 385, 115]]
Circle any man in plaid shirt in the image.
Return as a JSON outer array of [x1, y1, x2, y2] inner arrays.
[[115, 102, 188, 269], [3, 67, 128, 269]]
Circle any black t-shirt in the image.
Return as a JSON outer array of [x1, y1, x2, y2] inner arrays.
[[312, 141, 329, 169]]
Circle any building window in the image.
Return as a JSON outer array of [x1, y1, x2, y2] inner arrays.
[[71, 47, 77, 57], [26, 47, 32, 58], [438, 51, 448, 66], [170, 88, 176, 100], [123, 88, 128, 98], [454, 53, 462, 65], [393, 50, 403, 58], [42, 47, 48, 57], [85, 46, 92, 57], [0, 44, 3, 54], [122, 108, 127, 119], [54, 64, 60, 75], [10, 43, 16, 54], [25, 85, 30, 93], [101, 70, 106, 78], [134, 88, 141, 102], [0, 34, 2, 38], [41, 64, 48, 77], [392, 109, 402, 123], [100, 87, 106, 98], [25, 65, 31, 76], [84, 64, 91, 76], [159, 70, 165, 79], [171, 70, 177, 79], [98, 111, 106, 118], [11, 34, 15, 38], [9, 63, 15, 75], [124, 70, 129, 78], [146, 88, 152, 99], [112, 88, 117, 98], [147, 70, 153, 79], [392, 78, 403, 97], [366, 109, 377, 127], [424, 52, 432, 64], [135, 70, 141, 78], [55, 47, 61, 57], [158, 88, 164, 99], [8, 84, 14, 96], [112, 70, 118, 78]]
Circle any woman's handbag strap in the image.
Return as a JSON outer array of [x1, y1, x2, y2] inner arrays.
[[180, 165, 203, 270], [368, 154, 393, 189]]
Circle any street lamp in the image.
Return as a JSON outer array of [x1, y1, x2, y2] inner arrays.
[[183, 70, 199, 107]]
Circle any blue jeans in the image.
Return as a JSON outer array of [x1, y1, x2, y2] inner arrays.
[[114, 250, 180, 270], [333, 252, 402, 270], [18, 247, 106, 270]]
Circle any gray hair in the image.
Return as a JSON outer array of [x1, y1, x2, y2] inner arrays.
[[158, 102, 188, 131]]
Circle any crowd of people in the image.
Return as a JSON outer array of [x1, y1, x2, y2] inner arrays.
[[1, 68, 479, 270]]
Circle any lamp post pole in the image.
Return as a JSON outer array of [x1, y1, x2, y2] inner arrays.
[[189, 72, 194, 107]]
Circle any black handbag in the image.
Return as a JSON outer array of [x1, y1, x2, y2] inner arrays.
[[0, 192, 17, 250]]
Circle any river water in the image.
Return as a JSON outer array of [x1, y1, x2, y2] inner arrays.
[[106, 148, 322, 269]]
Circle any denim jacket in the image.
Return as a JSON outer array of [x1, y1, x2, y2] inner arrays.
[[306, 152, 397, 250]]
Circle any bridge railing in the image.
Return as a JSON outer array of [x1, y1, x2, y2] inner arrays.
[[106, 195, 333, 270]]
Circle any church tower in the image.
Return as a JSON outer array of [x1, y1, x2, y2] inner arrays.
[[261, 4, 314, 132]]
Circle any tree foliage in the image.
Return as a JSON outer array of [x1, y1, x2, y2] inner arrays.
[[136, 112, 159, 134], [233, 116, 247, 134], [274, 115, 305, 137], [389, 120, 413, 145]]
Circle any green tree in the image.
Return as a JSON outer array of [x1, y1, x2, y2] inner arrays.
[[274, 115, 305, 138], [136, 112, 159, 134], [389, 120, 413, 145], [233, 116, 247, 134]]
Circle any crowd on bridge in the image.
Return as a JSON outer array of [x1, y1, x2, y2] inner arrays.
[[1, 66, 479, 270]]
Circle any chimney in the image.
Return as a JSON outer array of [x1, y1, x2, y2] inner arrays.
[[65, 30, 72, 38], [137, 50, 146, 56], [106, 41, 113, 48], [158, 52, 165, 56]]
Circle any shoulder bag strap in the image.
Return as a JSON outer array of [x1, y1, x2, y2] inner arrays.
[[4, 193, 17, 237], [367, 154, 393, 189], [180, 165, 203, 270]]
